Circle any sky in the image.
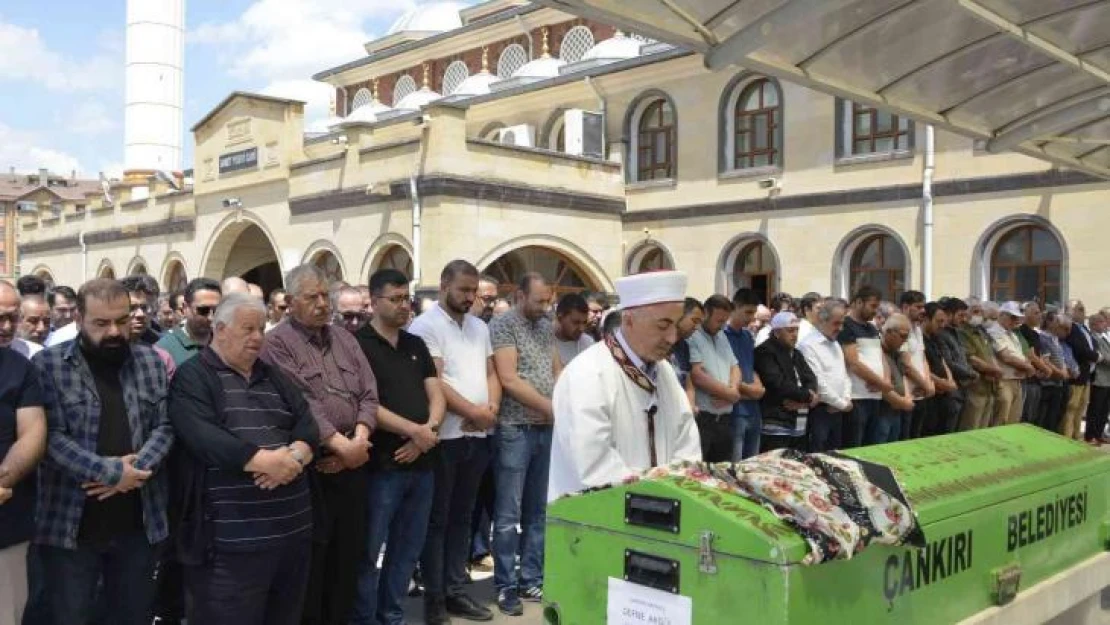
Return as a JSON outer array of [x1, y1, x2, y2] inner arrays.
[[0, 0, 465, 179]]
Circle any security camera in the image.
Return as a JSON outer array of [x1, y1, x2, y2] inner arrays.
[[758, 177, 782, 191], [223, 198, 242, 209]]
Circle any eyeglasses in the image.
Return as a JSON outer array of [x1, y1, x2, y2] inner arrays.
[[195, 306, 215, 317], [274, 304, 288, 312], [130, 304, 151, 315], [339, 312, 365, 322]]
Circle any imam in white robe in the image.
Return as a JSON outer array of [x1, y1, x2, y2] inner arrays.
[[548, 338, 702, 501]]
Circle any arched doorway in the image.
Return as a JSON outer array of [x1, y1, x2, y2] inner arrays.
[[374, 245, 414, 278], [989, 225, 1063, 306], [722, 238, 778, 306], [205, 222, 283, 295], [484, 245, 599, 298], [311, 250, 345, 284], [164, 261, 188, 294]]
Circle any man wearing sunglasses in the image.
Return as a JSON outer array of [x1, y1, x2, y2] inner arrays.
[[265, 288, 289, 333], [333, 286, 368, 335], [156, 278, 221, 367]]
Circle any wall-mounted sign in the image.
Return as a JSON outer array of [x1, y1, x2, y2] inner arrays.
[[219, 147, 258, 174]]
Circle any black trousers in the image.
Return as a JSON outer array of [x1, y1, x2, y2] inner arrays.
[[1038, 385, 1067, 433], [186, 539, 311, 625], [695, 412, 734, 463], [807, 405, 843, 453], [301, 468, 369, 625], [1085, 385, 1110, 441], [469, 437, 496, 562], [420, 437, 491, 601]]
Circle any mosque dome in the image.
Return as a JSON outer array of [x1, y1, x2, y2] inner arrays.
[[395, 87, 442, 111], [343, 99, 392, 124], [453, 71, 500, 97], [582, 32, 642, 61], [387, 2, 466, 35], [511, 54, 566, 80]]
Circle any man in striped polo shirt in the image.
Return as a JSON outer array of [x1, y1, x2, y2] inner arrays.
[[169, 292, 320, 625]]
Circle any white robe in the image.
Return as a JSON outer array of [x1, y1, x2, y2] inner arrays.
[[548, 341, 702, 501]]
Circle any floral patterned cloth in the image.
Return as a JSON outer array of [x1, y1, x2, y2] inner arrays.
[[640, 449, 923, 564]]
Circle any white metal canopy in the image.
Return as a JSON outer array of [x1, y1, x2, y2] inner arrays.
[[536, 0, 1110, 177]]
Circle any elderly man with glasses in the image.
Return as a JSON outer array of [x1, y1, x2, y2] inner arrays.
[[261, 265, 379, 625], [156, 278, 222, 367]]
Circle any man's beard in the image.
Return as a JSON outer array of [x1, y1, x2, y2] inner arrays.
[[80, 331, 130, 365], [445, 297, 470, 316]]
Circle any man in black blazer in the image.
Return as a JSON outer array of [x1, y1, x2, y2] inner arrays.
[[1063, 300, 1100, 440], [754, 312, 818, 451]]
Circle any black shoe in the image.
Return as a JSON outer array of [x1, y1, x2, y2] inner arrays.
[[424, 597, 452, 625], [497, 588, 523, 617], [446, 594, 494, 621]]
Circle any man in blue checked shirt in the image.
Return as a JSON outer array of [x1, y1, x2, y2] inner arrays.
[[31, 278, 174, 625]]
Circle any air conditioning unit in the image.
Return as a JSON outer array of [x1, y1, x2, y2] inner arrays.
[[564, 109, 604, 159], [16, 201, 38, 214], [498, 124, 536, 148]]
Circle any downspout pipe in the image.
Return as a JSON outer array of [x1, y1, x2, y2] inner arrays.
[[584, 76, 607, 159], [410, 123, 430, 293], [79, 230, 88, 281], [922, 125, 935, 299]]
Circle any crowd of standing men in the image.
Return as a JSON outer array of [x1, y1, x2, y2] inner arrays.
[[2, 261, 1108, 625], [0, 261, 607, 625], [667, 286, 1110, 463]]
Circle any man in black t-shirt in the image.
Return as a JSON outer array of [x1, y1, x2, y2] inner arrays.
[[0, 280, 48, 625], [837, 286, 893, 448], [351, 269, 445, 625]]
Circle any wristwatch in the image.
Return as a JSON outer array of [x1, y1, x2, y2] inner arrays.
[[289, 447, 308, 467]]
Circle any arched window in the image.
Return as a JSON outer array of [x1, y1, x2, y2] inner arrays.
[[732, 78, 781, 169], [990, 225, 1062, 306], [559, 25, 595, 63], [392, 75, 417, 107], [376, 246, 413, 278], [850, 234, 905, 303], [497, 44, 528, 79], [730, 240, 777, 306], [838, 99, 912, 157], [546, 115, 566, 151], [351, 88, 373, 110], [632, 98, 676, 181], [441, 60, 470, 95], [312, 251, 344, 284], [485, 246, 596, 298], [629, 244, 674, 274]]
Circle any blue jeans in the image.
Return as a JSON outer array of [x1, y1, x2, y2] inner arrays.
[[731, 412, 761, 461], [844, 399, 881, 448], [350, 469, 435, 625], [492, 423, 552, 591], [38, 531, 159, 625], [866, 409, 904, 445]]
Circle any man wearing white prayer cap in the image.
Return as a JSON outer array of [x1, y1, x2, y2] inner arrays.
[[548, 271, 702, 500]]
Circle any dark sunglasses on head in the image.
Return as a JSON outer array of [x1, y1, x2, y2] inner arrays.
[[195, 306, 215, 317]]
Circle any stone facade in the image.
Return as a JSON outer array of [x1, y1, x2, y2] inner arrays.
[[17, 4, 1109, 307]]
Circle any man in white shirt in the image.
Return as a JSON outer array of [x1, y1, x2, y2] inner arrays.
[[800, 299, 852, 452], [991, 302, 1036, 427], [550, 271, 701, 501], [797, 293, 823, 345], [900, 291, 934, 440], [409, 260, 500, 624], [44, 286, 77, 346]]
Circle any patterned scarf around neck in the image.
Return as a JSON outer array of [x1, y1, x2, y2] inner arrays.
[[604, 333, 659, 467]]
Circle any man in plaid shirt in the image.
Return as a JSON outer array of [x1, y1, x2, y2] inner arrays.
[[31, 279, 174, 625]]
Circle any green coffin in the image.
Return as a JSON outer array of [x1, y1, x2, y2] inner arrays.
[[543, 425, 1110, 625]]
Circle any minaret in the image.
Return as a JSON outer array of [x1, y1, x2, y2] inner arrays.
[[123, 0, 185, 184]]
